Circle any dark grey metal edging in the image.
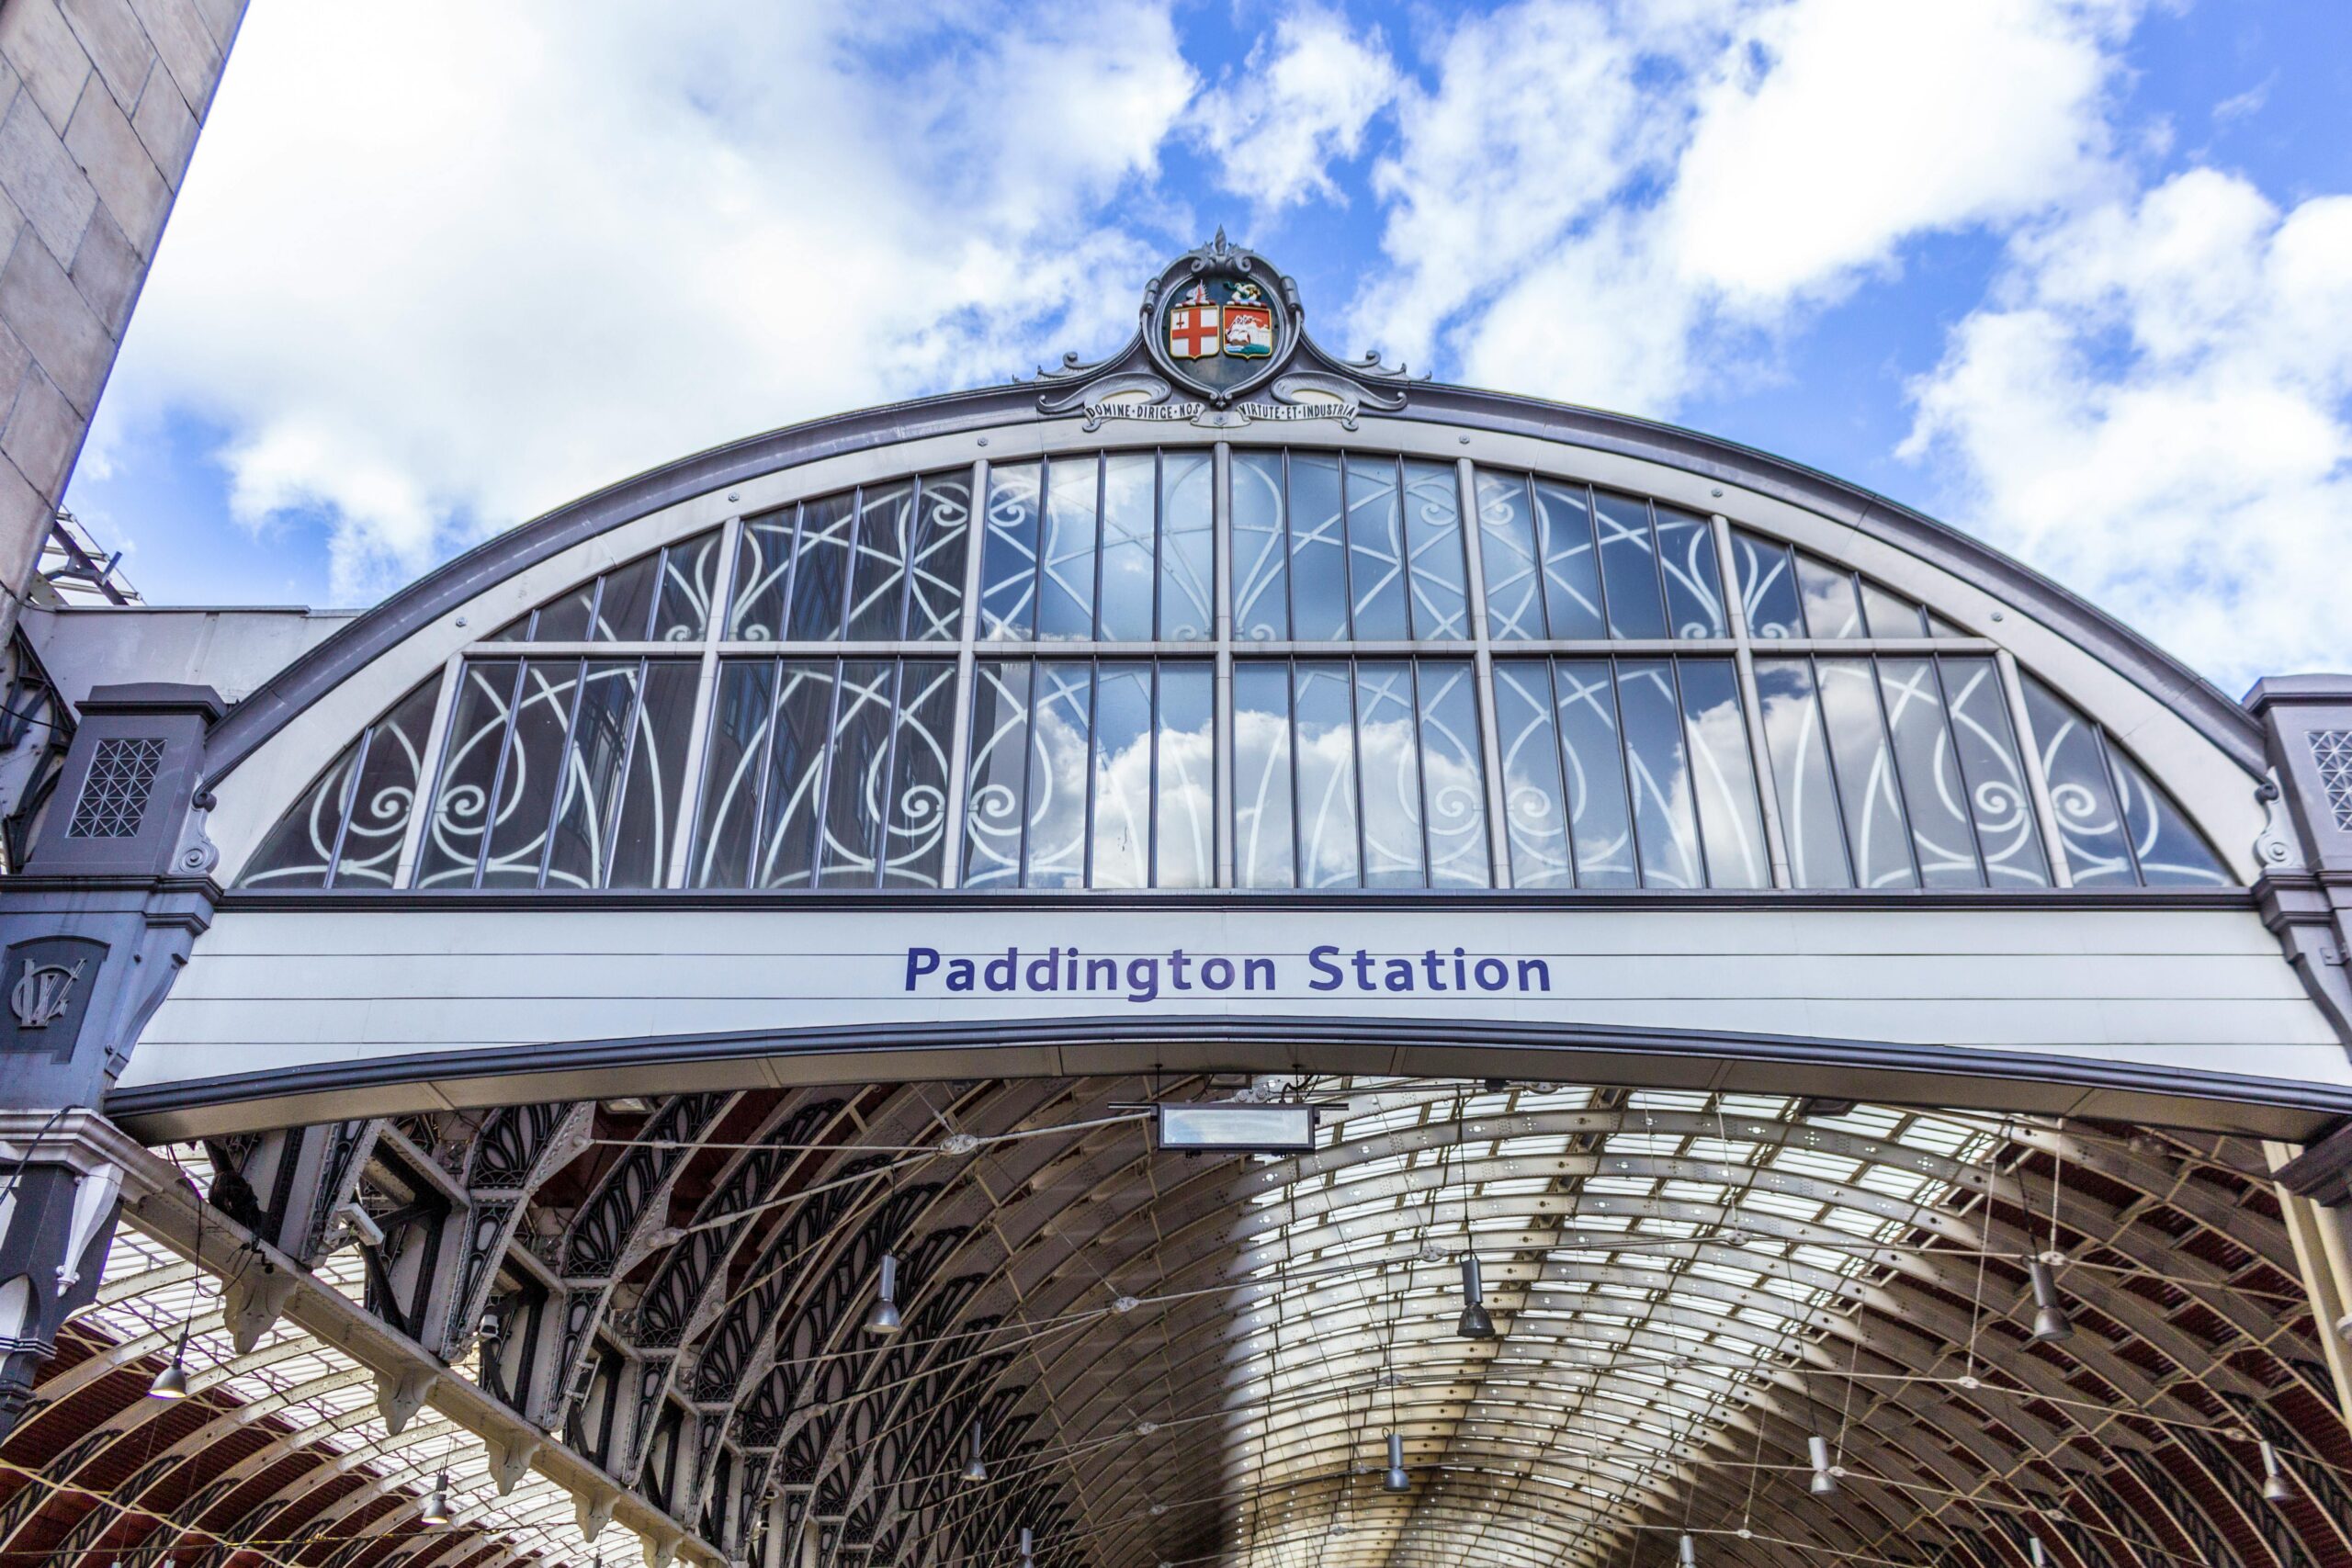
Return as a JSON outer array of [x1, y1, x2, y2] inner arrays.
[[105, 1014, 2352, 1132], [209, 886, 2257, 914], [192, 373, 2266, 786]]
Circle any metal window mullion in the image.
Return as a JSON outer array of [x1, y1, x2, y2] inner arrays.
[[1014, 660, 1040, 888], [1146, 660, 1161, 889], [394, 654, 464, 888], [1214, 443, 1236, 889], [941, 457, 989, 889], [1336, 452, 1358, 641], [893, 477, 921, 642], [1714, 511, 1791, 889], [2086, 717, 2148, 885], [1404, 659, 1433, 887], [1455, 456, 1513, 888], [808, 657, 849, 887], [1287, 660, 1306, 889], [1601, 658, 1650, 888], [666, 512, 741, 889], [320, 724, 375, 889], [1343, 658, 1371, 887], [532, 657, 595, 890], [869, 662, 905, 890], [1996, 648, 2073, 888]]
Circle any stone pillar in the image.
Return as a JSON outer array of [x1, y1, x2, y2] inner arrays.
[[0, 0, 249, 635], [0, 678, 220, 1436]]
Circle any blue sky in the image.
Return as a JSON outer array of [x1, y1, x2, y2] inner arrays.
[[64, 0, 2352, 691]]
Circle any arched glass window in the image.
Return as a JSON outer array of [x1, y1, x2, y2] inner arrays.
[[239, 448, 2234, 895]]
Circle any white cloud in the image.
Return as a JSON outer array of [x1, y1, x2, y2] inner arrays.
[[1361, 0, 2141, 412], [1189, 7, 1397, 213], [1901, 168, 2352, 689], [91, 3, 1194, 602]]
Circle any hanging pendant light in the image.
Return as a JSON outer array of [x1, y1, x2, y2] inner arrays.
[[422, 1471, 452, 1526], [2028, 1539, 2046, 1567], [866, 1253, 903, 1336], [147, 1325, 190, 1400], [962, 1418, 989, 1483], [1456, 1255, 1495, 1339], [2026, 1258, 2073, 1344], [2261, 1439, 2293, 1505], [1678, 1533, 1697, 1566], [1017, 1527, 1035, 1568], [1807, 1434, 1837, 1495], [1382, 1432, 1410, 1493]]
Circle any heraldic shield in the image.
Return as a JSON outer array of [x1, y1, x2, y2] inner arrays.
[[1148, 239, 1295, 401]]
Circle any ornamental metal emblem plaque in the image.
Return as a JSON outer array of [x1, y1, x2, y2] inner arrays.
[[0, 936, 104, 1057], [1145, 231, 1296, 403]]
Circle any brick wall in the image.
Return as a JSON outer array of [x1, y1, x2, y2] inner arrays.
[[0, 0, 244, 636]]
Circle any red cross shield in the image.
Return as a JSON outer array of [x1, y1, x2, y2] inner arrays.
[[1169, 301, 1222, 360]]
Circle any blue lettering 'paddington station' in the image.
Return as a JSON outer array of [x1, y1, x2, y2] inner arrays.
[[904, 945, 1555, 1004]]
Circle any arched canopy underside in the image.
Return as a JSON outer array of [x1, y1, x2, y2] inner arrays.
[[17, 1076, 2352, 1568]]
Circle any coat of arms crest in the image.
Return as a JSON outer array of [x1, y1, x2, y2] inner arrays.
[[1146, 233, 1294, 401]]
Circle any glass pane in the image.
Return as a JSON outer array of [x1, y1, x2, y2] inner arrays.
[[1795, 554, 1863, 638], [881, 660, 956, 888], [1023, 662, 1092, 886], [786, 491, 855, 641], [2021, 674, 2136, 886], [592, 557, 660, 642], [844, 482, 917, 641], [1937, 657, 2049, 888], [1159, 453, 1215, 642], [1155, 663, 1215, 887], [1036, 457, 1101, 642], [1860, 580, 1927, 638], [1553, 660, 1637, 887], [331, 680, 441, 888], [728, 509, 797, 641], [1615, 659, 1702, 886], [1233, 661, 1295, 888], [1494, 662, 1569, 889], [1754, 660, 1851, 889], [481, 660, 581, 887], [606, 660, 697, 888], [1654, 505, 1726, 638], [1475, 469, 1544, 641], [906, 473, 970, 642], [818, 661, 898, 886], [1294, 663, 1361, 887], [1345, 457, 1409, 640], [1355, 660, 1423, 886], [692, 661, 775, 888], [545, 660, 639, 889], [1677, 660, 1767, 888], [1231, 452, 1289, 642], [1417, 660, 1490, 888], [1401, 460, 1468, 640], [1879, 657, 1983, 887], [652, 528, 722, 643], [241, 737, 358, 888], [978, 462, 1043, 641], [1815, 657, 1916, 887], [416, 661, 520, 887], [1732, 529, 1804, 641], [1533, 479, 1607, 639], [1090, 662, 1154, 888], [2109, 744, 2231, 886], [1595, 493, 1668, 639], [755, 662, 836, 888], [1287, 452, 1349, 641], [484, 615, 528, 642], [1097, 454, 1157, 642], [532, 583, 595, 643], [962, 660, 1033, 888]]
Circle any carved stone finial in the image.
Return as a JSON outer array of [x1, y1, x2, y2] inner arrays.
[[1211, 225, 1229, 255]]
